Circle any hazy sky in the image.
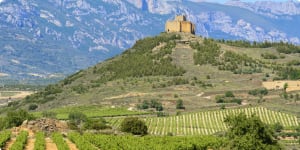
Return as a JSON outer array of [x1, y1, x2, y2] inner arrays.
[[207, 0, 298, 3]]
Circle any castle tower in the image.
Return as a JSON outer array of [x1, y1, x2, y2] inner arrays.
[[165, 15, 195, 34]]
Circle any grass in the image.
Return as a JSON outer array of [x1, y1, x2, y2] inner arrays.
[[32, 105, 149, 119]]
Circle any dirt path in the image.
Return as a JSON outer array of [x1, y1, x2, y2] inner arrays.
[[24, 128, 35, 150], [45, 137, 58, 150], [65, 139, 79, 150], [4, 138, 16, 150]]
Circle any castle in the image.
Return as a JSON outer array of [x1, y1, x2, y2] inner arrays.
[[165, 15, 195, 34]]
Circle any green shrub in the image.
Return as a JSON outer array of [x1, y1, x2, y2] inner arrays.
[[68, 111, 87, 125], [84, 118, 110, 130], [225, 91, 235, 97], [120, 117, 147, 135], [28, 104, 38, 111]]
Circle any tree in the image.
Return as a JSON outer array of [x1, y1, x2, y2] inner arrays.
[[224, 113, 280, 150], [176, 99, 185, 109], [120, 117, 147, 135]]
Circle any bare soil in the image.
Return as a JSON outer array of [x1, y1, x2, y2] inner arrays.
[[45, 137, 58, 150], [0, 91, 34, 100], [65, 139, 79, 150]]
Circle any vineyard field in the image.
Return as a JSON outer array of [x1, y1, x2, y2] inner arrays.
[[107, 107, 299, 135], [84, 133, 225, 150], [33, 106, 148, 119]]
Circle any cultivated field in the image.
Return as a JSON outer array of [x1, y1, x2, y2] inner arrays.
[[263, 80, 300, 92], [108, 107, 299, 136]]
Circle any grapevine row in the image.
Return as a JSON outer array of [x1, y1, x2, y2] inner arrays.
[[34, 132, 45, 150], [83, 133, 225, 150], [108, 107, 299, 136], [51, 132, 70, 150], [10, 130, 28, 150], [68, 132, 97, 150], [0, 130, 11, 148]]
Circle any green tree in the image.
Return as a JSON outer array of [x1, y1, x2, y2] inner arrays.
[[224, 113, 280, 150], [176, 99, 185, 109], [120, 117, 147, 135]]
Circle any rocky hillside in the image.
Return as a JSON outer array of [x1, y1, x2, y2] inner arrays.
[[1, 0, 300, 82]]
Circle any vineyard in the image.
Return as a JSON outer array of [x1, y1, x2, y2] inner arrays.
[[108, 107, 299, 135], [0, 107, 299, 150]]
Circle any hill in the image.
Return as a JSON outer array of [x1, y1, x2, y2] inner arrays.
[[8, 33, 299, 117], [0, 33, 300, 149], [1, 0, 300, 82]]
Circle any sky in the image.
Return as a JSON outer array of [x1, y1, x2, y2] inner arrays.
[[207, 0, 299, 3]]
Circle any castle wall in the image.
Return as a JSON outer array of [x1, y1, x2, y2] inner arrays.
[[175, 15, 186, 21], [165, 16, 195, 34], [181, 21, 192, 34], [165, 21, 181, 33]]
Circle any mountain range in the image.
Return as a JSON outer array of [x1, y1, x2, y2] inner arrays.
[[0, 0, 300, 83]]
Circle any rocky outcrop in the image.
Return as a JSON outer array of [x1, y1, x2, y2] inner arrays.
[[21, 118, 68, 135]]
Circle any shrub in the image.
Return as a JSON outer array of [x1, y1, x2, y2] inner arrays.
[[84, 118, 110, 130], [176, 99, 185, 109], [225, 91, 235, 97], [215, 95, 225, 103], [68, 111, 87, 125], [5, 110, 34, 128], [120, 117, 147, 135], [28, 104, 38, 111]]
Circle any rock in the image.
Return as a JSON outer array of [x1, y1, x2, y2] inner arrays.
[[20, 118, 69, 134]]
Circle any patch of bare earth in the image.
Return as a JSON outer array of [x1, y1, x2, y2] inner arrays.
[[24, 128, 35, 150], [65, 139, 79, 150], [46, 137, 58, 150], [0, 91, 34, 100], [104, 92, 148, 100], [4, 138, 16, 150]]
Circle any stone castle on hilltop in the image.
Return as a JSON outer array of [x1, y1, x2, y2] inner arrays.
[[165, 15, 195, 34]]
